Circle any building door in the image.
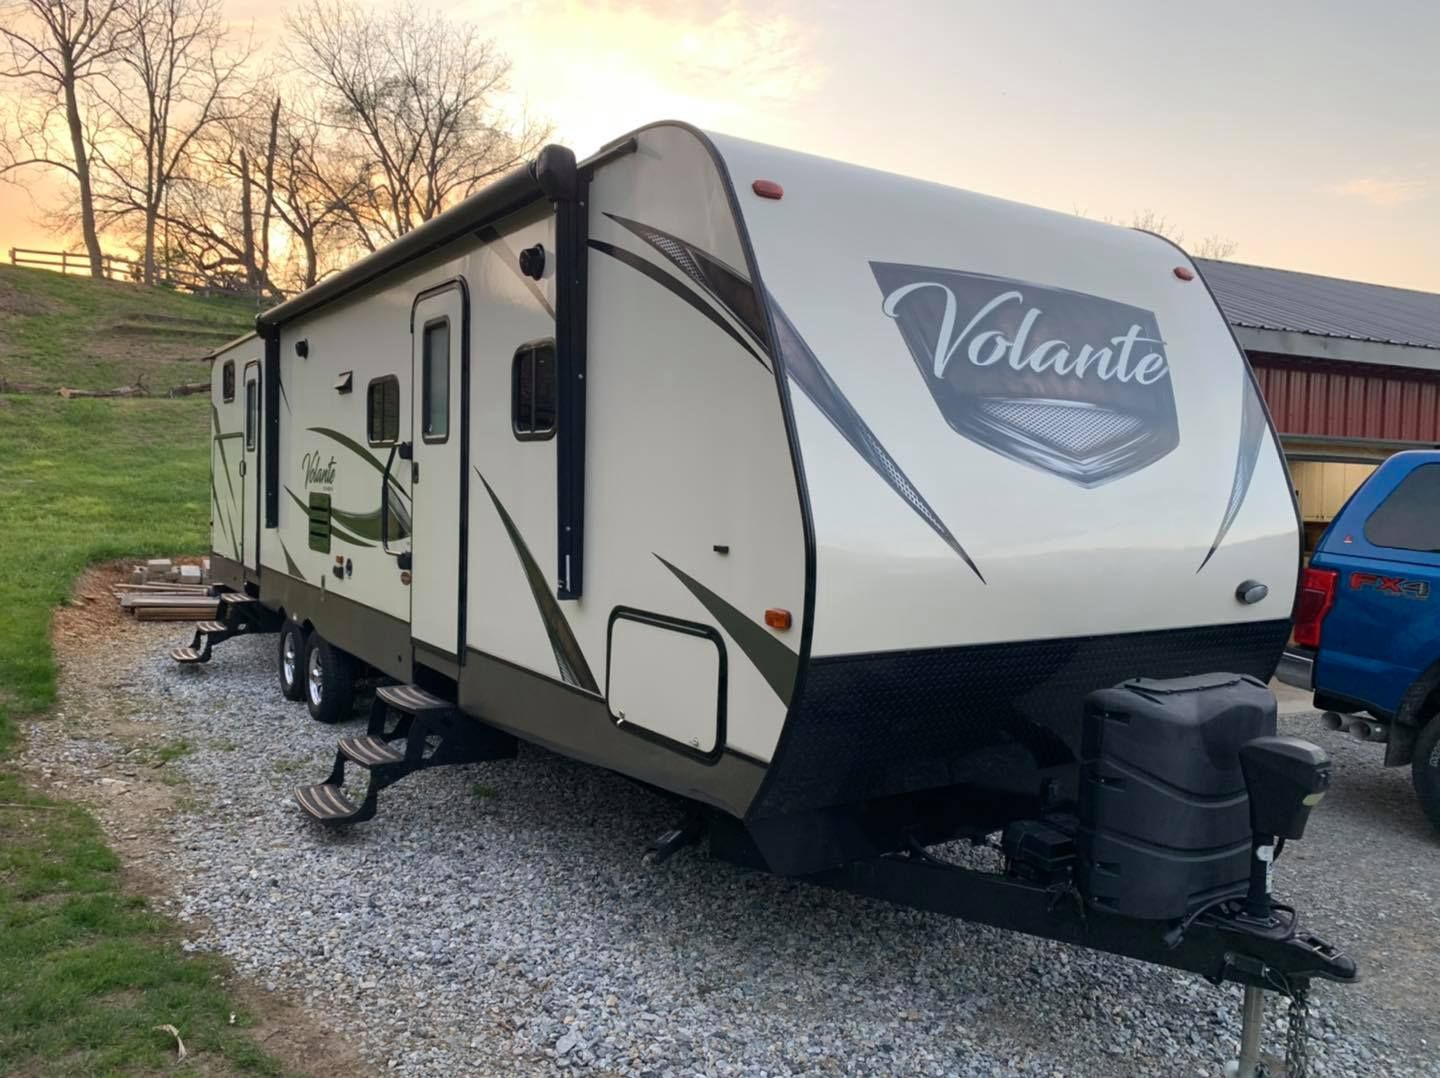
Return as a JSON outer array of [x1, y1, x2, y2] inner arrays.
[[242, 361, 260, 571], [409, 284, 467, 657]]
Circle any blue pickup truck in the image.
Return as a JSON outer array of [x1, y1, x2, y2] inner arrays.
[[1280, 450, 1440, 831]]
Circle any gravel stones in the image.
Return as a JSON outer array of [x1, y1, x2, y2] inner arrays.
[[25, 624, 1440, 1077]]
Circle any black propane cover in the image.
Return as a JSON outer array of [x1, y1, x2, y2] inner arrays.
[[1076, 672, 1277, 921]]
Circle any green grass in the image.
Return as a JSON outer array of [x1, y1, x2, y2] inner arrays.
[[0, 263, 254, 393], [0, 389, 285, 1074]]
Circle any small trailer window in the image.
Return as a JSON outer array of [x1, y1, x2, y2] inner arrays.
[[1364, 463, 1440, 552], [367, 376, 400, 445], [222, 360, 235, 402], [244, 379, 258, 450], [511, 340, 557, 441], [421, 319, 450, 442]]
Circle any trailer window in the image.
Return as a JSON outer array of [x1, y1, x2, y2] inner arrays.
[[1364, 464, 1440, 553], [367, 376, 400, 445], [511, 340, 556, 441], [222, 360, 235, 403], [421, 319, 450, 442], [244, 378, 258, 450]]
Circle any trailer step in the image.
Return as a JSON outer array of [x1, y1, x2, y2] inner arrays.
[[375, 683, 452, 713], [296, 682, 516, 827], [294, 782, 365, 822], [167, 597, 280, 666], [338, 735, 406, 767]]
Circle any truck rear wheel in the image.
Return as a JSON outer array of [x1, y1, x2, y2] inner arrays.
[[1412, 714, 1440, 832], [303, 634, 355, 725]]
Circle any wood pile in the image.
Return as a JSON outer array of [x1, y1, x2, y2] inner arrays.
[[114, 558, 217, 621]]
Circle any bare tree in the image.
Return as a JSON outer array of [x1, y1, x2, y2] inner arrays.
[[284, 0, 550, 251], [0, 0, 125, 276], [1082, 207, 1240, 261], [266, 97, 362, 288], [91, 0, 250, 283]]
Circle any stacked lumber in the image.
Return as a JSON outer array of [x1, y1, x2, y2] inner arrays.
[[114, 558, 217, 621]]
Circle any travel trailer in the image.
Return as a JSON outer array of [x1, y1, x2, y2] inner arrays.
[[189, 121, 1353, 1070]]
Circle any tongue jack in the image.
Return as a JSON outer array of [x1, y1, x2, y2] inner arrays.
[[1239, 736, 1331, 924]]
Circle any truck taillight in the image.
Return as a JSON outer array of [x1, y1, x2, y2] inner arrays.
[[1293, 567, 1338, 648]]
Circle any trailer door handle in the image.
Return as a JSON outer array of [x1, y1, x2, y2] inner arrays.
[[239, 461, 246, 477], [411, 462, 420, 484]]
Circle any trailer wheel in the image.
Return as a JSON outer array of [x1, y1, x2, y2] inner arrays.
[[303, 634, 355, 725], [277, 621, 307, 702], [1413, 713, 1440, 832]]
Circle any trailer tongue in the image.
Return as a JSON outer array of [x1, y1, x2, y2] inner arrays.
[[700, 672, 1355, 1076]]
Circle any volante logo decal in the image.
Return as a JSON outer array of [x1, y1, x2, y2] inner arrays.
[[1349, 571, 1431, 600], [872, 262, 1180, 486], [302, 450, 336, 489]]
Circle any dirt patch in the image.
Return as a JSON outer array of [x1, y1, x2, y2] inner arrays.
[[26, 566, 377, 1078], [0, 277, 57, 317]]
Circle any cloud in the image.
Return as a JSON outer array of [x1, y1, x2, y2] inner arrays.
[[1330, 177, 1429, 207]]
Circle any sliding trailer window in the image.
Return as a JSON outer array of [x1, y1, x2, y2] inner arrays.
[[367, 375, 400, 446], [244, 378, 259, 450], [511, 339, 557, 441], [222, 360, 235, 402], [420, 319, 450, 443]]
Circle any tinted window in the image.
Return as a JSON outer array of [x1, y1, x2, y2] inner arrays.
[[512, 340, 557, 440], [244, 377, 258, 450], [422, 320, 450, 442], [222, 360, 235, 402], [367, 376, 400, 445], [1364, 463, 1440, 553]]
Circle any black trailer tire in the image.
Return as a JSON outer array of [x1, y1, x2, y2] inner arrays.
[[303, 634, 355, 725], [1413, 714, 1440, 832], [277, 621, 307, 702]]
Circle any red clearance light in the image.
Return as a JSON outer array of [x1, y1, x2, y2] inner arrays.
[[764, 608, 792, 630], [752, 179, 784, 200], [1293, 567, 1338, 648], [1173, 266, 1195, 281]]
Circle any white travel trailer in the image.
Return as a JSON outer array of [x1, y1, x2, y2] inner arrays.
[[192, 122, 1353, 1065]]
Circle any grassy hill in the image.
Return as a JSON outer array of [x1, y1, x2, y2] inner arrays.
[[0, 267, 281, 1074], [0, 263, 255, 394]]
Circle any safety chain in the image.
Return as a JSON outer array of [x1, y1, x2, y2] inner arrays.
[[1284, 983, 1311, 1078]]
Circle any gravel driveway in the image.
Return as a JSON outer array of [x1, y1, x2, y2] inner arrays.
[[26, 623, 1440, 1077]]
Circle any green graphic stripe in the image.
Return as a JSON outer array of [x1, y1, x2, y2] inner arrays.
[[284, 487, 376, 549], [306, 427, 409, 503], [211, 484, 239, 560], [655, 555, 798, 706], [477, 469, 598, 693], [278, 536, 303, 579], [211, 404, 238, 507]]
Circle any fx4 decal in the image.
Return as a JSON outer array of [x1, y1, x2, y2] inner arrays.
[[1349, 571, 1431, 600]]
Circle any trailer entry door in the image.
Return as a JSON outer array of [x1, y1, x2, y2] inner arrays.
[[409, 285, 467, 658]]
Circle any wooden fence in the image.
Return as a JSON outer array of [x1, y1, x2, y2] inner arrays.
[[8, 246, 263, 298]]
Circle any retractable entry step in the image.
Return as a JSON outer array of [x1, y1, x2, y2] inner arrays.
[[295, 682, 517, 826], [169, 591, 279, 664]]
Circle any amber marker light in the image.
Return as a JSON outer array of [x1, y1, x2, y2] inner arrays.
[[765, 608, 792, 630]]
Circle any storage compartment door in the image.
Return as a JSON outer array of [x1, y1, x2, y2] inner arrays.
[[607, 614, 724, 757]]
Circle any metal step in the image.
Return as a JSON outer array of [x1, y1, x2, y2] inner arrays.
[[338, 735, 406, 767], [218, 591, 256, 605], [375, 683, 452, 713], [171, 646, 207, 664], [195, 620, 229, 634], [294, 782, 364, 823]]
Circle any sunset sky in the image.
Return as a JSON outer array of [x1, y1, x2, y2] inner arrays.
[[4, 0, 1438, 291]]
